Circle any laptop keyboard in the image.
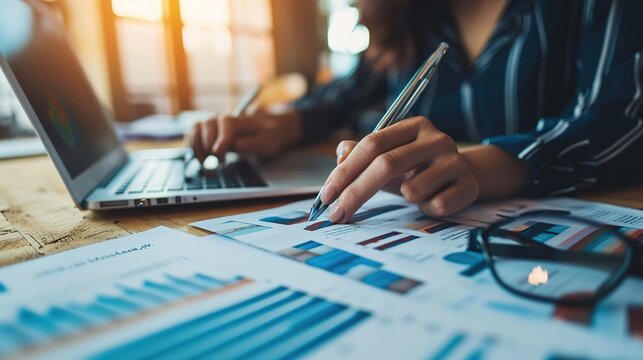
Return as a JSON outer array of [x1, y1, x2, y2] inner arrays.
[[114, 160, 267, 195]]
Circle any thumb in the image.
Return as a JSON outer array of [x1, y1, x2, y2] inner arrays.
[[336, 140, 357, 165]]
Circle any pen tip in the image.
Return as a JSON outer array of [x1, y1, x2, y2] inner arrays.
[[309, 208, 321, 221]]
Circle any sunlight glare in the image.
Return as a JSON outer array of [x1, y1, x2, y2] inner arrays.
[[180, 0, 229, 26], [327, 7, 369, 54], [528, 265, 549, 286], [112, 0, 163, 21]]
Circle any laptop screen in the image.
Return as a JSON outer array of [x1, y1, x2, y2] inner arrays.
[[0, 0, 120, 179]]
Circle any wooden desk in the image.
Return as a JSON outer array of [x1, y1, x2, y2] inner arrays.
[[1, 140, 642, 267]]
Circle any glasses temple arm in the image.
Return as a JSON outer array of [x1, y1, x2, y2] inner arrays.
[[486, 243, 625, 269]]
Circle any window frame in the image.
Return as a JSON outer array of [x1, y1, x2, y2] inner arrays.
[[101, 0, 277, 121]]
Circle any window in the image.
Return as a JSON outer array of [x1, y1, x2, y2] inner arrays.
[[321, 0, 369, 77], [111, 0, 172, 115], [180, 0, 274, 110], [109, 0, 275, 119]]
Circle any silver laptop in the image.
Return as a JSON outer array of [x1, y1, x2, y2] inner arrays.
[[0, 0, 334, 210]]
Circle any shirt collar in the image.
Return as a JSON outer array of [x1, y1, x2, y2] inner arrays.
[[425, 0, 533, 72]]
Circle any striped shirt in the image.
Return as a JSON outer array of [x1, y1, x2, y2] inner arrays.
[[294, 0, 643, 197]]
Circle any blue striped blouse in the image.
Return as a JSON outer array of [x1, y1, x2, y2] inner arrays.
[[294, 0, 643, 197]]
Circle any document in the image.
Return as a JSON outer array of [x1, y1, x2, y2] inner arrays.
[[191, 192, 643, 341], [1, 226, 641, 359]]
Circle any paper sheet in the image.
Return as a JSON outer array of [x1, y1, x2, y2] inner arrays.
[[191, 192, 643, 341], [1, 226, 641, 359], [0, 227, 537, 359]]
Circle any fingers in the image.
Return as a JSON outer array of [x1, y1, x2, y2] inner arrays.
[[322, 118, 424, 206], [186, 121, 210, 163], [329, 139, 437, 223], [382, 173, 412, 195], [190, 113, 300, 160], [418, 176, 479, 217], [211, 116, 235, 160], [400, 153, 466, 203], [211, 116, 259, 159], [336, 140, 357, 164], [200, 120, 218, 160], [324, 117, 480, 223]]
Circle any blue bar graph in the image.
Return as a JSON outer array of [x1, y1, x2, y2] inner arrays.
[[431, 333, 467, 360], [0, 272, 241, 357], [260, 211, 309, 225], [214, 221, 271, 239], [0, 324, 30, 354], [350, 204, 407, 223], [0, 273, 372, 360], [93, 287, 371, 360], [278, 241, 422, 294], [430, 333, 499, 360], [443, 251, 487, 277]]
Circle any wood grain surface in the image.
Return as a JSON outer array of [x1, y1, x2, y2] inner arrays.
[[0, 140, 641, 267]]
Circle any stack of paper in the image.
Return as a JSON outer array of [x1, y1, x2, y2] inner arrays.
[[0, 193, 641, 359]]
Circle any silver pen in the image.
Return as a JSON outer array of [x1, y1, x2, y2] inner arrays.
[[308, 42, 449, 221], [184, 85, 262, 179]]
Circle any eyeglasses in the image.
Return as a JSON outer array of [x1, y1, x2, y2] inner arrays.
[[467, 210, 643, 305]]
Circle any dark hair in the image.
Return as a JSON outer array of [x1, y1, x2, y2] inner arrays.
[[358, 0, 439, 69]]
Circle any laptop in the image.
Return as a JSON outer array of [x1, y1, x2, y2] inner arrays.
[[0, 0, 334, 210]]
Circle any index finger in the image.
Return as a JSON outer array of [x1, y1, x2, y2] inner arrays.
[[322, 118, 421, 204], [186, 122, 208, 163]]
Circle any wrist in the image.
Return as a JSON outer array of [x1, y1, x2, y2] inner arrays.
[[461, 145, 531, 201]]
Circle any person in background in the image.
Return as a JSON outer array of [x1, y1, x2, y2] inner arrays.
[[187, 0, 643, 223]]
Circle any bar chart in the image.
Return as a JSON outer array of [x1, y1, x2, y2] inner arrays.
[[304, 220, 335, 231], [553, 301, 643, 339], [260, 211, 309, 225], [405, 216, 461, 234], [0, 272, 244, 357], [357, 231, 423, 251], [304, 204, 407, 231], [429, 333, 498, 360], [0, 272, 374, 359], [370, 235, 420, 251], [443, 251, 487, 277], [357, 231, 403, 246], [355, 230, 452, 264], [505, 220, 641, 255], [615, 226, 643, 239], [557, 224, 641, 253], [278, 240, 423, 295], [209, 221, 272, 239], [505, 220, 569, 243], [350, 204, 407, 223], [93, 286, 371, 360]]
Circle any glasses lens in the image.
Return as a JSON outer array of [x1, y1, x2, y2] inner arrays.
[[485, 214, 630, 303]]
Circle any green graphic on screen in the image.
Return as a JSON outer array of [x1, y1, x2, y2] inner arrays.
[[46, 92, 78, 147]]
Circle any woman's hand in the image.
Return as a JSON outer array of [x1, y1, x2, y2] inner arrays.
[[186, 111, 303, 162], [321, 116, 481, 223], [326, 116, 534, 223]]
